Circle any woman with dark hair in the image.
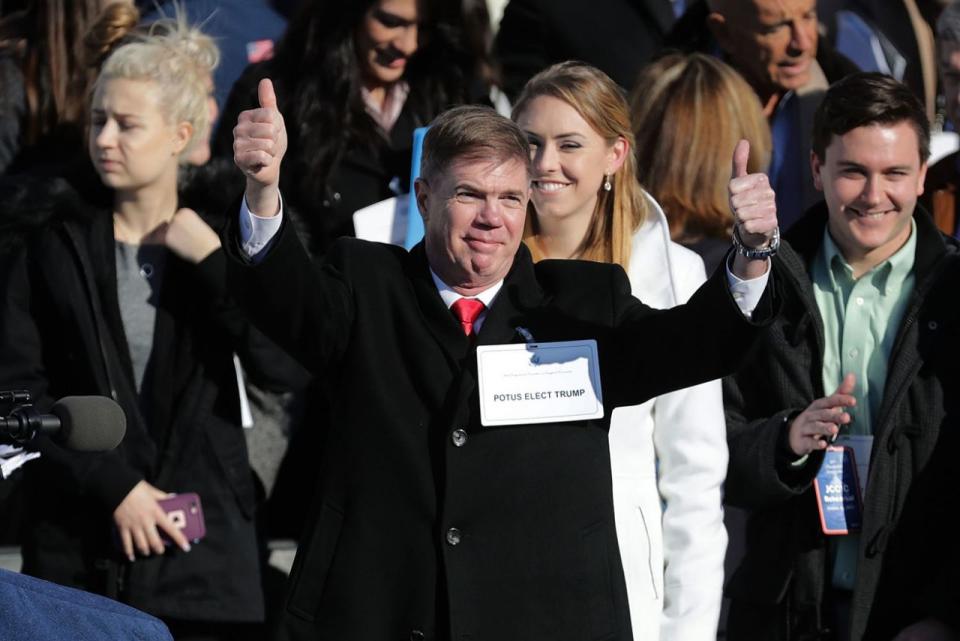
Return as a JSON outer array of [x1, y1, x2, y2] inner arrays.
[[213, 0, 474, 257], [0, 0, 107, 175]]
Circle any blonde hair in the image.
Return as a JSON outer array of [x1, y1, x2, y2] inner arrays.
[[512, 61, 649, 270], [630, 53, 771, 241], [94, 10, 219, 159]]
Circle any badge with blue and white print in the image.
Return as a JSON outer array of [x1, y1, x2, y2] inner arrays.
[[813, 445, 864, 535], [476, 340, 603, 426]]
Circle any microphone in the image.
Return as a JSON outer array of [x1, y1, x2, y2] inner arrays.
[[0, 396, 126, 451]]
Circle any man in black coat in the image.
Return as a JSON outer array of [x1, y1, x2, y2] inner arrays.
[[493, 0, 678, 98], [221, 80, 780, 641], [724, 73, 960, 641]]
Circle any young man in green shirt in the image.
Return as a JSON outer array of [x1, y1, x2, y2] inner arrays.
[[723, 72, 960, 641]]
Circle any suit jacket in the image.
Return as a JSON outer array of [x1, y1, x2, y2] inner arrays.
[[224, 216, 771, 641], [494, 0, 676, 98], [723, 203, 960, 640]]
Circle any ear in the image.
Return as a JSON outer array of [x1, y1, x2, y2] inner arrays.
[[606, 136, 629, 176], [414, 177, 430, 222], [917, 161, 928, 197], [810, 150, 824, 192], [172, 121, 194, 155]]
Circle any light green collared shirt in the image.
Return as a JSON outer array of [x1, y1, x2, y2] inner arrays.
[[810, 219, 917, 590]]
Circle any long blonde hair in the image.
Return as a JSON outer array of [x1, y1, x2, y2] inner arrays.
[[512, 61, 649, 269], [630, 53, 771, 241]]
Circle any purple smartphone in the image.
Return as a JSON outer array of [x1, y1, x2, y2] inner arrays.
[[158, 492, 206, 545]]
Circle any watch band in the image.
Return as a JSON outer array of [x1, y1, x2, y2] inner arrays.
[[733, 224, 780, 259]]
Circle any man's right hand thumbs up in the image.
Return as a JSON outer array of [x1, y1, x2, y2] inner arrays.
[[234, 78, 287, 216]]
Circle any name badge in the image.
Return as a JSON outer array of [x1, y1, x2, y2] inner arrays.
[[476, 340, 603, 426], [813, 446, 864, 535]]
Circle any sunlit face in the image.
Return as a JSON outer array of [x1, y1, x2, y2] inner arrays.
[[89, 78, 190, 192], [514, 95, 626, 228], [812, 122, 927, 268], [713, 0, 818, 96], [940, 42, 960, 128], [417, 155, 530, 293], [355, 0, 420, 90]]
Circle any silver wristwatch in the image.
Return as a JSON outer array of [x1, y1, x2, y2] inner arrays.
[[733, 225, 780, 259]]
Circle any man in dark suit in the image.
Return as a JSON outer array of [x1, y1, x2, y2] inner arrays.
[[211, 79, 779, 641], [493, 0, 678, 98]]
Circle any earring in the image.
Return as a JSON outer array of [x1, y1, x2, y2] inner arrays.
[[603, 175, 612, 192]]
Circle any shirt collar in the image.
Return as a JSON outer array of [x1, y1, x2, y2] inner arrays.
[[361, 81, 410, 133], [820, 218, 917, 295], [429, 268, 504, 310]]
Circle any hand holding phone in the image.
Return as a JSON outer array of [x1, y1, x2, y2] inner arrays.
[[157, 493, 206, 545]]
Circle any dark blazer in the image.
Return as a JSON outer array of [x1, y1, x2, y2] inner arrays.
[[493, 0, 676, 98], [0, 179, 264, 622], [723, 203, 960, 640], [224, 216, 771, 641]]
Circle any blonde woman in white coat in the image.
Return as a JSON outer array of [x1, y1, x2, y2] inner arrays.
[[513, 61, 727, 640]]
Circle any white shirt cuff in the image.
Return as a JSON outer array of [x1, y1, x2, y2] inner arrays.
[[239, 193, 284, 261], [724, 256, 770, 318]]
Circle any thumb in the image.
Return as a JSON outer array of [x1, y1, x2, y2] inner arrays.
[[836, 372, 856, 396], [732, 139, 750, 179], [258, 78, 277, 110]]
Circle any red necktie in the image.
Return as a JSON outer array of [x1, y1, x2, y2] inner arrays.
[[450, 298, 485, 337]]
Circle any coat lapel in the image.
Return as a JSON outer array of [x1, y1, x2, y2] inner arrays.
[[406, 242, 472, 367], [477, 244, 548, 347]]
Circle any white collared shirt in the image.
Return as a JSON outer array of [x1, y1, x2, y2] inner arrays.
[[429, 269, 503, 334]]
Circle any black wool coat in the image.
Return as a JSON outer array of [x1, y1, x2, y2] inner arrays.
[[0, 179, 265, 622], [224, 216, 773, 641], [723, 203, 960, 640]]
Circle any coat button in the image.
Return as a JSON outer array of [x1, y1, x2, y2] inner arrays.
[[409, 631, 424, 641], [445, 527, 462, 546], [451, 429, 467, 447], [332, 191, 341, 201]]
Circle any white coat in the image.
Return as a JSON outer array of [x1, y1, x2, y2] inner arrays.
[[609, 195, 728, 640]]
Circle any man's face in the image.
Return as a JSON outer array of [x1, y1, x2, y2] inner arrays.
[[812, 122, 927, 270], [940, 41, 960, 127], [711, 0, 818, 97], [416, 155, 530, 294]]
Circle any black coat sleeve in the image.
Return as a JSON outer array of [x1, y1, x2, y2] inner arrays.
[[222, 208, 355, 374], [605, 259, 777, 406]]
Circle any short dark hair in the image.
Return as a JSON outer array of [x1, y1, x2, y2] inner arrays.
[[812, 72, 930, 162], [421, 105, 532, 182]]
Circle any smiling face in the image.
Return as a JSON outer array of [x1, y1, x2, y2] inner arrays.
[[711, 0, 818, 98], [513, 95, 625, 229], [355, 0, 420, 90], [417, 155, 529, 295], [812, 122, 927, 273], [88, 77, 190, 193]]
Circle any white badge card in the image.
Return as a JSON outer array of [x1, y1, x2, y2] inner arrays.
[[476, 340, 604, 426]]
